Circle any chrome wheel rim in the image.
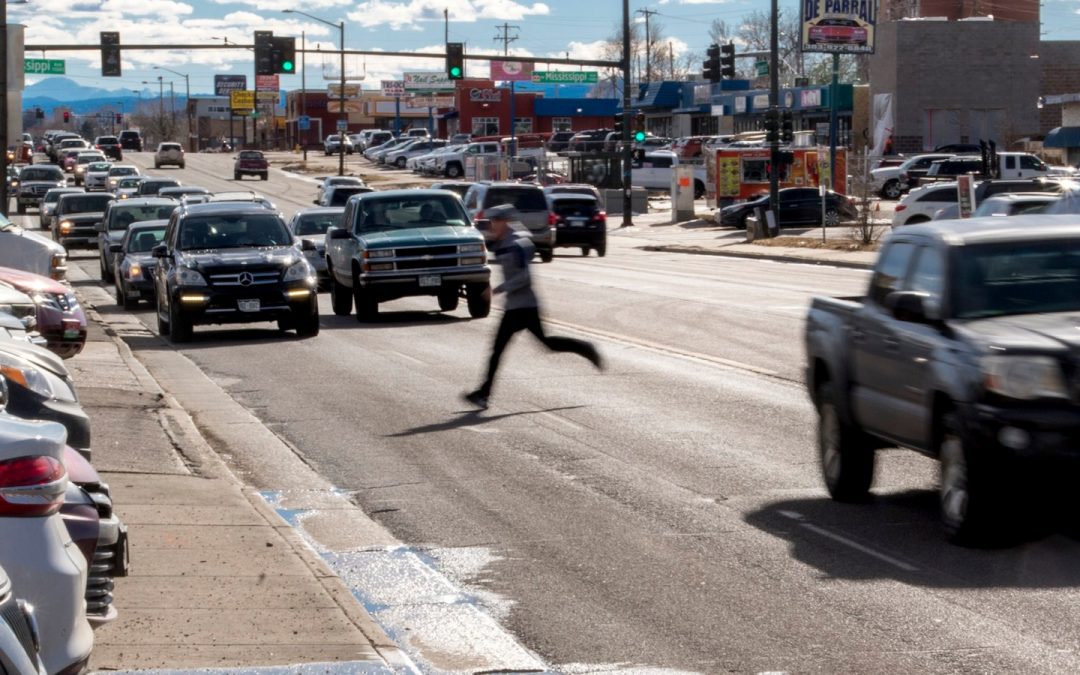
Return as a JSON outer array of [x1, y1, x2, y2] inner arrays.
[[940, 434, 969, 527], [825, 210, 839, 227], [820, 402, 842, 486]]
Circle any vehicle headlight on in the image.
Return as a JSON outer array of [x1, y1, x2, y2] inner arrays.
[[127, 262, 143, 280], [459, 243, 485, 254], [283, 260, 314, 282], [58, 220, 73, 234], [982, 355, 1069, 400], [175, 266, 207, 287], [364, 249, 394, 259], [0, 351, 54, 399]]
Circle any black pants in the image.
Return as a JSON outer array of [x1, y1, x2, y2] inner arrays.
[[478, 306, 596, 397]]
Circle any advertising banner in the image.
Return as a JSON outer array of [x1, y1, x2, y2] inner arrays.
[[404, 72, 454, 91], [469, 88, 503, 103], [328, 83, 362, 99], [381, 80, 405, 97], [490, 61, 533, 82], [229, 90, 255, 112], [215, 75, 247, 96], [256, 75, 279, 92], [800, 0, 878, 54]]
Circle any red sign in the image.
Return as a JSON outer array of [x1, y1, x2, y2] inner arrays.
[[490, 61, 534, 82], [256, 74, 279, 92]]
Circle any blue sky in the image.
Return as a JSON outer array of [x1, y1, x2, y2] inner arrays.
[[13, 0, 1080, 96]]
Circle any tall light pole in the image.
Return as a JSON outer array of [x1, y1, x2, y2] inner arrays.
[[142, 78, 167, 145], [155, 66, 194, 152], [284, 10, 346, 176]]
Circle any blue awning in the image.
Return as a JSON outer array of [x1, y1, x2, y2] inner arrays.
[[629, 81, 683, 109], [533, 98, 617, 117], [1044, 126, 1080, 148]]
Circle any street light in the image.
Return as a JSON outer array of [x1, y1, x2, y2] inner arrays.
[[284, 9, 346, 176], [154, 66, 194, 152], [142, 77, 167, 145]]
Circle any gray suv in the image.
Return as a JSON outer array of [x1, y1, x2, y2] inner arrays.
[[462, 182, 555, 262]]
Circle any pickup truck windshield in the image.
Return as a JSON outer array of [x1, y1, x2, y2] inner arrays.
[[355, 195, 469, 232], [954, 240, 1080, 319], [59, 194, 114, 213], [179, 214, 291, 250], [295, 213, 343, 235], [20, 168, 63, 181]]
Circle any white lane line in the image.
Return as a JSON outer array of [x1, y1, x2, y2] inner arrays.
[[541, 411, 585, 432], [391, 350, 425, 366], [780, 510, 919, 572], [463, 426, 499, 434]]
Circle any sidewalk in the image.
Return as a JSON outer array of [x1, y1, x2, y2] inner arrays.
[[66, 284, 404, 672]]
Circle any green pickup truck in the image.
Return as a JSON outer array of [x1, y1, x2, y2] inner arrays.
[[325, 189, 492, 321]]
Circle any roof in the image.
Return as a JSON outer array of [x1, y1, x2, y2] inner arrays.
[[295, 207, 346, 215], [128, 220, 168, 231], [181, 202, 276, 215], [112, 196, 175, 205], [629, 81, 684, 110], [1043, 126, 1080, 149], [357, 188, 466, 199], [547, 192, 598, 202], [897, 215, 1080, 245]]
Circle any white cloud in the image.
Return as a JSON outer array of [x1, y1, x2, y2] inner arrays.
[[659, 0, 733, 4], [346, 0, 550, 30], [211, 0, 352, 10]]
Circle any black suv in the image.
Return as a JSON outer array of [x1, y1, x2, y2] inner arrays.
[[94, 136, 123, 161], [151, 202, 320, 342], [546, 193, 607, 256], [118, 130, 143, 152], [919, 157, 985, 186]]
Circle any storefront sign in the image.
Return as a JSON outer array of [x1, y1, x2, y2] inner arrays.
[[255, 74, 279, 92], [531, 71, 599, 84], [735, 97, 747, 114], [328, 83, 362, 99], [694, 84, 712, 106], [215, 75, 247, 96], [410, 95, 455, 108], [229, 90, 255, 112], [800, 0, 878, 54], [491, 61, 534, 82], [800, 89, 822, 107], [469, 88, 503, 103], [381, 80, 405, 97], [752, 94, 769, 110], [404, 72, 454, 91]]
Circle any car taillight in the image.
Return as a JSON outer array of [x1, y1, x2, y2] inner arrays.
[[548, 212, 558, 226], [596, 210, 606, 222], [0, 455, 67, 517], [475, 210, 484, 220], [895, 204, 906, 212]]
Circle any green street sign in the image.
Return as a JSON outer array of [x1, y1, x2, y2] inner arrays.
[[531, 71, 599, 85], [755, 60, 769, 77], [24, 59, 65, 75]]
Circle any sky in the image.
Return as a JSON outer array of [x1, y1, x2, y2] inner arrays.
[[13, 0, 1080, 97]]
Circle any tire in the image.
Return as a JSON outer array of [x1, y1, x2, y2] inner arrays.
[[396, 157, 407, 169], [466, 282, 491, 318], [595, 239, 606, 257], [234, 172, 241, 180], [939, 412, 1009, 546], [353, 280, 378, 322], [816, 381, 875, 502], [260, 173, 268, 181], [179, 162, 186, 169], [438, 289, 459, 312], [99, 256, 110, 282], [580, 247, 590, 257], [295, 305, 320, 337], [881, 180, 902, 200], [329, 272, 352, 316], [117, 284, 138, 310], [16, 203, 25, 215], [445, 163, 462, 178], [156, 301, 170, 336], [693, 180, 705, 200], [540, 249, 553, 263], [168, 298, 193, 343], [823, 208, 840, 227]]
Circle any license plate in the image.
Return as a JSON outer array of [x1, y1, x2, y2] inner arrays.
[[238, 299, 260, 312], [63, 329, 81, 339], [569, 218, 587, 227], [419, 275, 441, 288]]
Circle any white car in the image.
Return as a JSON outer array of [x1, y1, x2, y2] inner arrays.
[[314, 176, 365, 205], [154, 142, 185, 169], [72, 152, 106, 186], [385, 139, 447, 169], [869, 153, 951, 200], [105, 165, 140, 191], [82, 161, 113, 191], [410, 145, 457, 173], [0, 216, 67, 280], [323, 135, 354, 155], [891, 181, 959, 227], [0, 413, 94, 675], [0, 563, 46, 674]]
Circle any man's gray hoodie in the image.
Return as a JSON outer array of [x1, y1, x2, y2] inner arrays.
[[491, 225, 538, 310]]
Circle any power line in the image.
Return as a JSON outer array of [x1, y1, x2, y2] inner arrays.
[[636, 7, 658, 83], [493, 22, 520, 56]]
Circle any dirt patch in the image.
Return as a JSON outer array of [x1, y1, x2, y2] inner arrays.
[[752, 236, 880, 252]]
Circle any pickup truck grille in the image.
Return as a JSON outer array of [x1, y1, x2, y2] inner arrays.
[[391, 245, 466, 272]]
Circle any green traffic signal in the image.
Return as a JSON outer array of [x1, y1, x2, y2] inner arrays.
[[634, 131, 646, 142], [282, 61, 294, 72], [450, 66, 462, 78]]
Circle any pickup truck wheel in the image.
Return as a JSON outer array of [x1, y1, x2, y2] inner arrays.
[[694, 180, 705, 199], [939, 413, 1009, 546], [354, 284, 378, 322], [260, 172, 268, 181], [168, 300, 193, 343], [881, 180, 902, 200], [16, 203, 25, 215], [595, 240, 607, 257], [466, 282, 491, 318], [119, 284, 138, 310], [156, 302, 170, 336], [234, 172, 241, 180], [438, 289, 459, 312], [580, 246, 590, 256], [295, 307, 320, 337], [329, 274, 353, 316], [446, 163, 462, 178], [540, 249, 554, 263], [823, 208, 840, 227], [817, 382, 874, 502], [99, 256, 110, 282]]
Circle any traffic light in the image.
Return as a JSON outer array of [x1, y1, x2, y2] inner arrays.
[[271, 37, 296, 74], [763, 108, 780, 144], [703, 44, 720, 84], [634, 112, 646, 143], [720, 43, 735, 79], [35, 108, 44, 120], [254, 30, 274, 76], [63, 111, 70, 123], [446, 42, 464, 80], [780, 110, 794, 144], [115, 113, 123, 124], [101, 31, 121, 77]]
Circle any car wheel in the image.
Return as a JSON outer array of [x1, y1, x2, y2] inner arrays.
[[580, 246, 590, 257], [438, 289, 459, 312], [180, 162, 186, 169], [117, 283, 138, 310], [295, 304, 320, 338], [154, 163, 160, 169], [260, 172, 268, 181], [354, 283, 378, 322], [168, 297, 193, 342], [234, 172, 241, 180], [595, 239, 606, 257], [396, 157, 407, 169], [329, 272, 352, 316], [156, 299, 170, 336], [693, 180, 705, 200], [466, 282, 491, 318], [881, 180, 902, 200], [445, 163, 462, 178], [817, 381, 874, 502], [99, 256, 110, 282], [540, 249, 554, 263], [823, 208, 840, 227], [939, 412, 1010, 545], [904, 215, 930, 226]]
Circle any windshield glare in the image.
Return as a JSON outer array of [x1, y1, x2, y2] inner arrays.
[[354, 196, 469, 232], [954, 241, 1080, 319], [295, 213, 342, 235], [127, 228, 166, 253], [111, 204, 177, 230], [179, 214, 291, 250]]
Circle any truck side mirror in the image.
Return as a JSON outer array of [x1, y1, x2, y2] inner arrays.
[[886, 290, 940, 324], [300, 238, 316, 251], [108, 243, 122, 254], [151, 244, 168, 258], [94, 222, 105, 232], [328, 227, 352, 240]]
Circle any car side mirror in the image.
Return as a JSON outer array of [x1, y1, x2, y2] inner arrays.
[[328, 227, 352, 240], [313, 199, 320, 205], [474, 218, 491, 233], [886, 290, 940, 324], [300, 238, 316, 251], [151, 244, 168, 258], [108, 243, 122, 253]]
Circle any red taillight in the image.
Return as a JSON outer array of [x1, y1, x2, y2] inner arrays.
[[548, 212, 557, 226], [596, 210, 607, 222], [0, 455, 67, 517], [895, 204, 906, 212]]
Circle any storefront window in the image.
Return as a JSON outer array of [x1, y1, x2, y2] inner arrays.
[[472, 117, 499, 136], [514, 118, 534, 134], [552, 117, 572, 132]]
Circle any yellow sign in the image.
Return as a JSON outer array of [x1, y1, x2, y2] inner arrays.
[[718, 157, 741, 197], [230, 90, 255, 111]]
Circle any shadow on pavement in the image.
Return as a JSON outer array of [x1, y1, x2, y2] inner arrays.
[[745, 490, 1080, 589], [319, 310, 471, 330], [386, 405, 586, 438]]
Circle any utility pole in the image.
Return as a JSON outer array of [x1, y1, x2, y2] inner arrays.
[[1, 5, 9, 217], [444, 8, 449, 45], [636, 7, 658, 84], [301, 30, 307, 161], [621, 0, 632, 228], [494, 22, 519, 158], [768, 0, 780, 237], [669, 41, 674, 80]]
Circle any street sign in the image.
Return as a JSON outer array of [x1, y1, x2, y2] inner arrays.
[[755, 60, 769, 77], [328, 83, 362, 99], [409, 95, 455, 107], [214, 75, 247, 96], [297, 115, 311, 131], [230, 90, 255, 113], [381, 80, 405, 97], [24, 59, 65, 75], [530, 71, 598, 84], [337, 119, 348, 131]]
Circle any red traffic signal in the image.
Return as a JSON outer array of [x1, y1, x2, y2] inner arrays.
[[63, 111, 70, 123]]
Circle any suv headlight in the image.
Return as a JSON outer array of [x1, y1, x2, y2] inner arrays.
[[0, 351, 55, 400], [283, 260, 313, 282], [364, 249, 394, 259], [175, 266, 207, 287], [982, 355, 1069, 400]]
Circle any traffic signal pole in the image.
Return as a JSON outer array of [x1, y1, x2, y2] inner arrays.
[[767, 0, 780, 237], [621, 0, 632, 229], [1, 1, 9, 217]]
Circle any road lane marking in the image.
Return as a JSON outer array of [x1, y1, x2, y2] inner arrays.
[[541, 411, 585, 432], [780, 510, 919, 572]]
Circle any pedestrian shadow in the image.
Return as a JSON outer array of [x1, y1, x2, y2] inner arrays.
[[744, 491, 1080, 589], [386, 405, 586, 438]]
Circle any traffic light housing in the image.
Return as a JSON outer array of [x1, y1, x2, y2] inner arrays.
[[633, 112, 646, 143], [63, 111, 70, 123], [720, 43, 735, 79], [254, 30, 274, 76], [763, 108, 780, 144], [115, 113, 123, 124], [703, 44, 721, 84], [101, 32, 121, 77], [446, 42, 464, 80], [781, 110, 794, 144], [271, 36, 296, 74]]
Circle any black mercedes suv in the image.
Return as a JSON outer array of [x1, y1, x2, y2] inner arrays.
[[151, 202, 320, 342]]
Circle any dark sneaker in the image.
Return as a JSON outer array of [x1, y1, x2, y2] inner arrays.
[[463, 390, 489, 409]]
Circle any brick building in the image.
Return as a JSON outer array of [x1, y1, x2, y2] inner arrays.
[[439, 79, 616, 138], [880, 0, 1039, 22]]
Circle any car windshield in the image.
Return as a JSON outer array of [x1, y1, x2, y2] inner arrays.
[[551, 198, 598, 216], [179, 213, 291, 250], [20, 168, 63, 181], [109, 167, 137, 176], [118, 177, 143, 188], [953, 240, 1080, 319], [239, 151, 263, 160], [110, 204, 177, 230], [295, 212, 343, 235], [43, 190, 72, 204], [141, 181, 180, 194], [486, 187, 548, 211], [88, 162, 112, 172], [60, 194, 113, 213], [354, 195, 469, 232], [127, 227, 166, 253], [77, 155, 104, 164]]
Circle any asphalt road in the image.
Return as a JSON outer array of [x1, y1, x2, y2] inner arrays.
[[37, 153, 1080, 673]]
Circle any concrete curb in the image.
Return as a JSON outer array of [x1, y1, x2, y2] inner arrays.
[[638, 243, 875, 270]]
